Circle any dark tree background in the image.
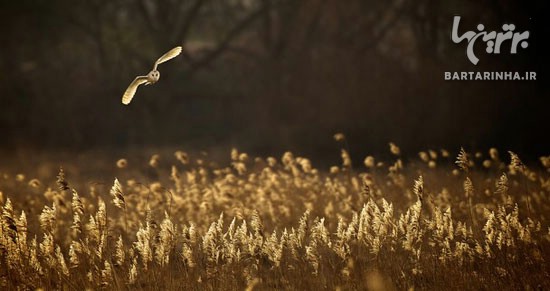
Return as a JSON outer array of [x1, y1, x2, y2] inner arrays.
[[0, 0, 547, 162]]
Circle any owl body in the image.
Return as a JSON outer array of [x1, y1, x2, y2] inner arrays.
[[122, 46, 182, 105]]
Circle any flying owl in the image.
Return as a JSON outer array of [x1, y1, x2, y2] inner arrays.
[[122, 46, 183, 105]]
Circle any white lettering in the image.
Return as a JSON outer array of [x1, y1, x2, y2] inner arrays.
[[451, 16, 530, 65]]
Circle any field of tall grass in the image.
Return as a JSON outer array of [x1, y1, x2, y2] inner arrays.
[[1, 139, 549, 290]]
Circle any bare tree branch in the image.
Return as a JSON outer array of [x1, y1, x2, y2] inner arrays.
[[260, 0, 273, 52], [188, 4, 272, 73], [300, 0, 329, 52], [172, 0, 208, 44], [358, 0, 408, 53], [271, 1, 302, 58], [136, 0, 160, 36]]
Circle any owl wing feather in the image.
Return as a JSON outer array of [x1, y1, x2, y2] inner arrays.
[[153, 46, 182, 71], [122, 76, 149, 105]]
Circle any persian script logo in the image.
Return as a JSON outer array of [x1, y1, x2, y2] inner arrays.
[[451, 16, 530, 65]]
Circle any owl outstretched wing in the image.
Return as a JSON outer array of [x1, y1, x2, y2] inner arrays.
[[153, 46, 182, 71], [122, 76, 149, 105]]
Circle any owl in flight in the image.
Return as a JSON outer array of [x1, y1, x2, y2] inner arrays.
[[122, 46, 182, 105]]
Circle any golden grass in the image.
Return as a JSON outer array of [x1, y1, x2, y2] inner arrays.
[[0, 144, 549, 290]]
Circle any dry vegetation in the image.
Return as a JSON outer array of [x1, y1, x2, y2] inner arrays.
[[1, 139, 549, 290]]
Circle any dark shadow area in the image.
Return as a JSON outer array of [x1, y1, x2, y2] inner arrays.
[[1, 0, 548, 162]]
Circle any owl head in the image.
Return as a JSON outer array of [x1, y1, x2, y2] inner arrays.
[[147, 70, 160, 82]]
